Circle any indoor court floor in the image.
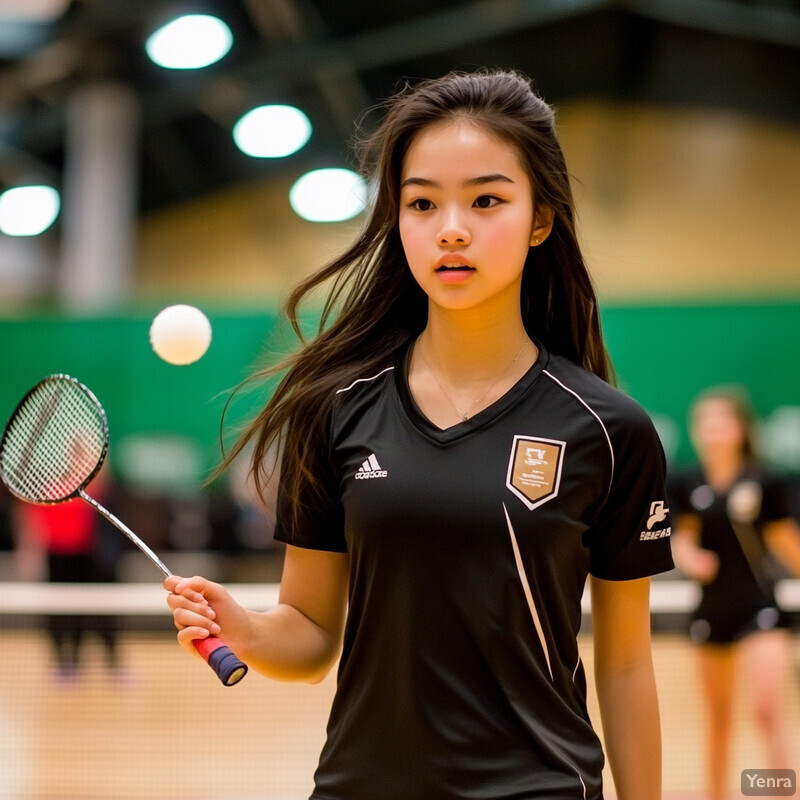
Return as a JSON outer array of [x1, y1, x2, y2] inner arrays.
[[0, 626, 797, 799]]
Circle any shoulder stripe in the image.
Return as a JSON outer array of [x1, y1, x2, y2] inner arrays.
[[542, 369, 615, 498], [335, 366, 395, 394]]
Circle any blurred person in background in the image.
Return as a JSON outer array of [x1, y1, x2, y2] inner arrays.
[[670, 386, 800, 800], [13, 463, 127, 683]]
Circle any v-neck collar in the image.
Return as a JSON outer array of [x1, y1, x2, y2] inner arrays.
[[393, 338, 549, 444]]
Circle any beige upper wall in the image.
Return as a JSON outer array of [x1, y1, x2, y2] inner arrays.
[[136, 102, 800, 305], [557, 102, 800, 301], [136, 173, 364, 304]]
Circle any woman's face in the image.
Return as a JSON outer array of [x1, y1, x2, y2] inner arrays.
[[690, 397, 749, 461], [397, 119, 551, 317]]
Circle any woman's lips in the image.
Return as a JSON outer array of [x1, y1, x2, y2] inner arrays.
[[435, 264, 475, 283]]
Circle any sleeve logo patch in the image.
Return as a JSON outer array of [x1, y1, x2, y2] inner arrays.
[[640, 500, 671, 541], [506, 436, 566, 510]]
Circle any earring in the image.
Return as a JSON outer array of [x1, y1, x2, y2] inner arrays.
[[532, 238, 540, 245]]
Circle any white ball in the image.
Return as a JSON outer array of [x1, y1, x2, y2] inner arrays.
[[149, 304, 212, 365]]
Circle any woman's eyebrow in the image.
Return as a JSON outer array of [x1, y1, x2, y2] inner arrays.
[[465, 173, 514, 187], [400, 173, 515, 189]]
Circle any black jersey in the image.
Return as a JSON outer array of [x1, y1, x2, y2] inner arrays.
[[274, 342, 674, 800], [669, 466, 790, 643]]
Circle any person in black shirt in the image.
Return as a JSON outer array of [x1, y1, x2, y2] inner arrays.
[[670, 387, 800, 800], [166, 70, 673, 799]]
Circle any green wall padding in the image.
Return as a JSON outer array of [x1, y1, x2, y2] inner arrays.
[[0, 299, 798, 480]]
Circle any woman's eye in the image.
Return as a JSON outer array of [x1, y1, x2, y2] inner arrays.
[[410, 198, 434, 211], [474, 195, 500, 209]]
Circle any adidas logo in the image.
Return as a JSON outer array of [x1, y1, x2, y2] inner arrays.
[[355, 453, 387, 480]]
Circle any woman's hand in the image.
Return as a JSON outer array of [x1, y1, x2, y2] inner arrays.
[[765, 518, 800, 577], [688, 547, 720, 584], [163, 548, 349, 683], [672, 519, 719, 584], [164, 575, 252, 658]]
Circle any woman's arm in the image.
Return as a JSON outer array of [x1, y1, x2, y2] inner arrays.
[[166, 544, 349, 683], [670, 514, 718, 583], [765, 517, 800, 577], [591, 575, 662, 800]]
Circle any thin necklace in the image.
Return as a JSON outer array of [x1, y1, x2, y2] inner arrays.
[[416, 338, 530, 422]]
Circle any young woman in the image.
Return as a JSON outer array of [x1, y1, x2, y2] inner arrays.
[[166, 70, 674, 800], [670, 388, 800, 800]]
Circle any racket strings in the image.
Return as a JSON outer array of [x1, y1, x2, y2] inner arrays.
[[0, 378, 106, 503]]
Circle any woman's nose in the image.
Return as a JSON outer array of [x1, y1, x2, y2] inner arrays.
[[437, 207, 471, 245]]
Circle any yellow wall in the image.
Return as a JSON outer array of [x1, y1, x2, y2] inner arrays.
[[136, 174, 364, 304], [558, 102, 800, 301], [135, 102, 800, 305]]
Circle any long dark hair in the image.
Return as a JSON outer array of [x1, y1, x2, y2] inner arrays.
[[223, 69, 613, 520]]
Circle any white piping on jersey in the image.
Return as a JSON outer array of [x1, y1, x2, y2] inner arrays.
[[542, 370, 615, 499], [504, 505, 589, 797], [335, 366, 395, 394], [572, 654, 582, 684], [503, 503, 553, 681], [505, 501, 590, 797]]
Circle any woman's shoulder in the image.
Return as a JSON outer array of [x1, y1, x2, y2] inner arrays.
[[541, 352, 656, 434], [333, 363, 397, 396], [329, 362, 398, 418], [741, 462, 790, 490]]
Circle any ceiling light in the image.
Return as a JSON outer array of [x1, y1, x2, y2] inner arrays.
[[233, 105, 312, 159], [0, 185, 60, 236], [289, 169, 368, 223], [145, 14, 233, 70]]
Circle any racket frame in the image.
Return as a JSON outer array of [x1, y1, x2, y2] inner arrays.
[[0, 374, 109, 506], [0, 373, 248, 686], [0, 375, 170, 576]]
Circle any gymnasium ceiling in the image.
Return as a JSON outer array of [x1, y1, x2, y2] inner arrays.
[[1, 0, 799, 214]]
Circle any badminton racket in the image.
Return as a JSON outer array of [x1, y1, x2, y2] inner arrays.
[[0, 374, 248, 687]]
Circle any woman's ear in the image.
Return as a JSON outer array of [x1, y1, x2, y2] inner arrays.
[[530, 206, 555, 246]]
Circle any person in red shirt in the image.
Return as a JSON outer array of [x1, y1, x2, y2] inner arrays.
[[16, 467, 124, 683]]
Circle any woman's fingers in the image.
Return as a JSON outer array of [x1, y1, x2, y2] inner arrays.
[[169, 599, 221, 655], [164, 574, 222, 640], [177, 624, 219, 647], [164, 574, 249, 657], [171, 604, 221, 633], [165, 574, 215, 603], [166, 590, 215, 617]]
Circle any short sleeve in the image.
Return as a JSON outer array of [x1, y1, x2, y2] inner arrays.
[[272, 411, 347, 553], [588, 406, 675, 581]]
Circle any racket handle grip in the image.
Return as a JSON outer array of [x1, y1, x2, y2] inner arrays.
[[192, 636, 248, 686]]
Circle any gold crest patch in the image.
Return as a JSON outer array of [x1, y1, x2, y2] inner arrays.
[[506, 436, 566, 510]]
